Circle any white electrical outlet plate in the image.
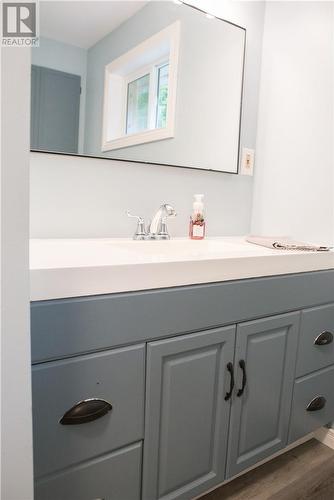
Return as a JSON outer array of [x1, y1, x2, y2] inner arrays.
[[240, 148, 255, 176]]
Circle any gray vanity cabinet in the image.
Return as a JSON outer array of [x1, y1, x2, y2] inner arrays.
[[30, 271, 334, 500], [142, 326, 236, 500], [226, 312, 300, 478]]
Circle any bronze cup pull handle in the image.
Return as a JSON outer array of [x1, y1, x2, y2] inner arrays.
[[59, 398, 112, 425]]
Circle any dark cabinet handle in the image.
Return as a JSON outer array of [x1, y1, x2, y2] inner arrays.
[[306, 396, 326, 412], [237, 360, 247, 397], [225, 362, 234, 401], [59, 398, 112, 425], [314, 331, 333, 346]]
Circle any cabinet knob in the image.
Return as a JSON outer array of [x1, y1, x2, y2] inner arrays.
[[306, 396, 326, 412], [314, 331, 333, 346], [59, 398, 112, 425]]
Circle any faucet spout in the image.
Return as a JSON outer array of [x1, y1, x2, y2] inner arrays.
[[149, 204, 177, 239]]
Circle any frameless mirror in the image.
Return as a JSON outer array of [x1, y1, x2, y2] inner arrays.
[[31, 1, 246, 173]]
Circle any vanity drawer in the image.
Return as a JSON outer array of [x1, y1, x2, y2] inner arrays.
[[35, 442, 142, 500], [289, 365, 334, 443], [32, 344, 145, 478], [296, 304, 334, 377]]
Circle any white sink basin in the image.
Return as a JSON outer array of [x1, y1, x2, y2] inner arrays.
[[30, 237, 266, 268], [30, 237, 334, 301], [113, 238, 261, 258]]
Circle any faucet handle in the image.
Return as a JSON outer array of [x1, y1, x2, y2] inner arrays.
[[126, 211, 147, 240], [159, 217, 170, 239], [126, 210, 144, 222]]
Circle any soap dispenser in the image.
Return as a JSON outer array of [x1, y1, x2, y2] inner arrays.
[[189, 194, 206, 240]]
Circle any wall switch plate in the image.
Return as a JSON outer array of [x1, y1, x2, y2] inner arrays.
[[240, 148, 255, 176]]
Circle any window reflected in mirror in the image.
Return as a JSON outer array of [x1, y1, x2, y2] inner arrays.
[[102, 21, 179, 152], [125, 62, 169, 134], [126, 73, 150, 135]]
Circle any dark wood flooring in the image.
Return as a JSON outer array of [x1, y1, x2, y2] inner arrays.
[[200, 439, 334, 500]]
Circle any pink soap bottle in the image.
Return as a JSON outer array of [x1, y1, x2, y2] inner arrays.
[[189, 194, 206, 240]]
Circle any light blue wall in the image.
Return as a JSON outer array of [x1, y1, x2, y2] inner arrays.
[[84, 1, 245, 172], [30, 151, 253, 238], [32, 37, 87, 153]]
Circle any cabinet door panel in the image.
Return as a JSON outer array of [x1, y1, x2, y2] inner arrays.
[[289, 365, 334, 442], [296, 304, 334, 377], [35, 442, 142, 500], [226, 312, 299, 478], [143, 326, 235, 500]]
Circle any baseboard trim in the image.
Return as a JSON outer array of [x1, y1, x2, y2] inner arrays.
[[315, 427, 334, 450]]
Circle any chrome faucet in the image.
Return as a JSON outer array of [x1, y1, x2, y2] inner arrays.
[[148, 204, 177, 239], [127, 204, 177, 240]]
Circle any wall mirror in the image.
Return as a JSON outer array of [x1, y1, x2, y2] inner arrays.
[[31, 1, 246, 173]]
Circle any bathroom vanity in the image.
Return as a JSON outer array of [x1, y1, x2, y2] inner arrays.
[[30, 238, 334, 500]]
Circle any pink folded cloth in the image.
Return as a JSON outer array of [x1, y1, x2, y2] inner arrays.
[[246, 235, 331, 252]]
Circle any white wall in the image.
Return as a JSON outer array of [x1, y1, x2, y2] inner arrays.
[[251, 1, 334, 245], [30, 0, 265, 239], [32, 36, 87, 153], [1, 48, 34, 499]]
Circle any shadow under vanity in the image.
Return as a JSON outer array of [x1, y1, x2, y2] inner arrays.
[[31, 269, 334, 500]]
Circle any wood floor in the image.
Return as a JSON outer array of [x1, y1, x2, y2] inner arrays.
[[201, 439, 334, 500]]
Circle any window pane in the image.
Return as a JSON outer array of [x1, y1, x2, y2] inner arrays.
[[126, 74, 149, 134], [156, 63, 169, 129]]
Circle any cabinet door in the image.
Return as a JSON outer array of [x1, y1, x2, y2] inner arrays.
[[226, 312, 300, 478], [31, 65, 81, 153], [142, 326, 235, 500]]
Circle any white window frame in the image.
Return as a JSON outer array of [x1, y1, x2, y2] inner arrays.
[[153, 60, 170, 129], [101, 21, 180, 152]]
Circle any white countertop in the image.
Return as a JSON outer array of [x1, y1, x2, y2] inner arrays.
[[30, 237, 334, 301]]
